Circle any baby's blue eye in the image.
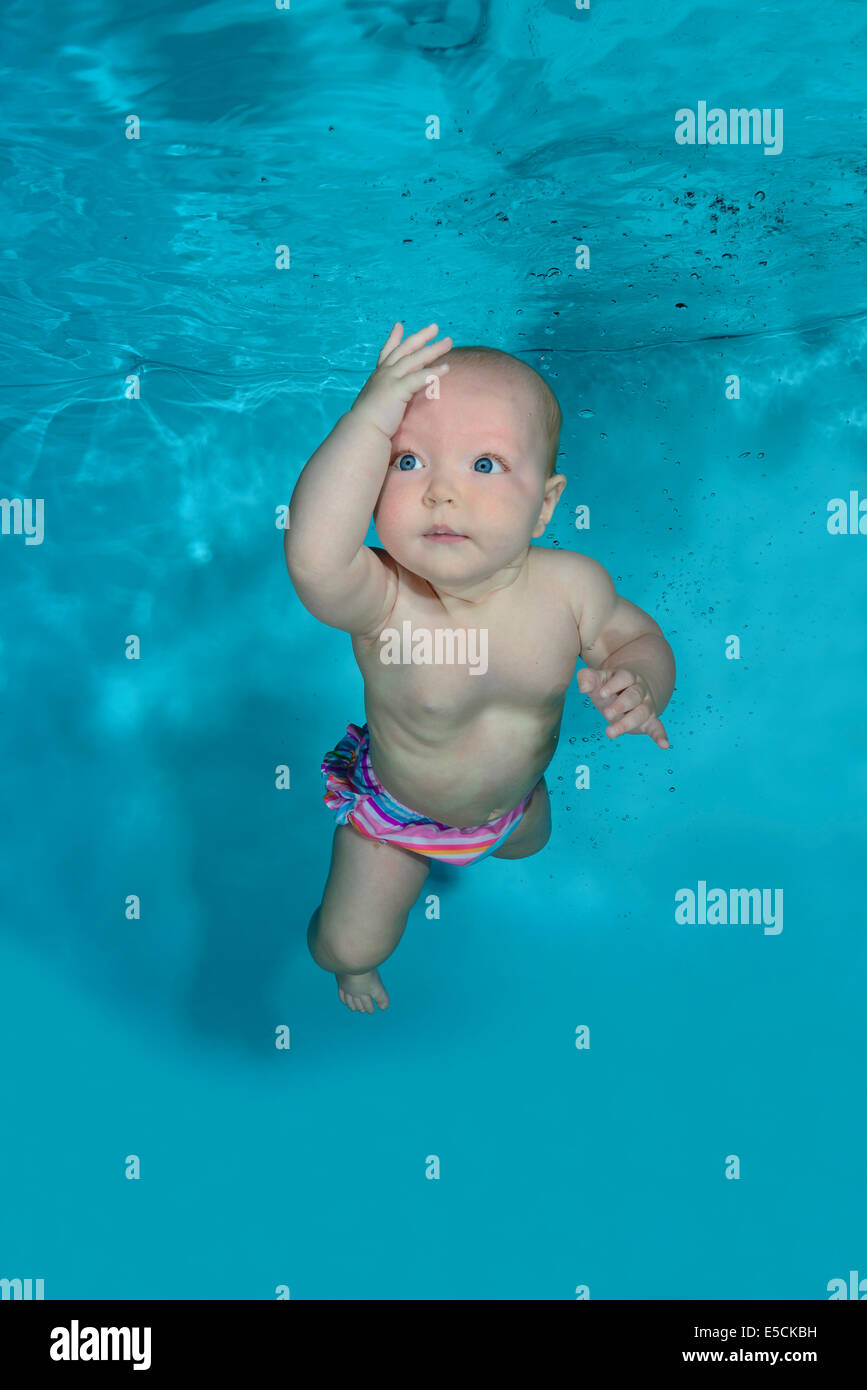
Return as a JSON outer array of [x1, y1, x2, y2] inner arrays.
[[395, 453, 422, 471], [473, 456, 504, 473]]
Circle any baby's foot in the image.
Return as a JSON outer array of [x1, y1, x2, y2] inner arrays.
[[337, 968, 390, 1013]]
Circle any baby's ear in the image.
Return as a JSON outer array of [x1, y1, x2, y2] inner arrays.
[[543, 472, 567, 513]]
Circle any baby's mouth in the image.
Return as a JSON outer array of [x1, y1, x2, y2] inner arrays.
[[424, 525, 468, 543]]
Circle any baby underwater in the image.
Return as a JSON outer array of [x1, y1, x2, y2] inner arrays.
[[286, 323, 675, 1012]]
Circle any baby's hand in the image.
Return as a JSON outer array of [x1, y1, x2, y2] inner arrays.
[[576, 667, 670, 749], [350, 322, 453, 439]]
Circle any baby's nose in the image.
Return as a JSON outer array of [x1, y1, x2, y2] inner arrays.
[[424, 471, 459, 505]]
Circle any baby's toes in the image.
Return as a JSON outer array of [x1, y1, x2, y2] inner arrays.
[[336, 973, 384, 1012], [339, 985, 367, 1012]]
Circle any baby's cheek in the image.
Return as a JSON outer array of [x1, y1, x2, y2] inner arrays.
[[487, 496, 533, 537], [373, 486, 409, 536], [373, 476, 396, 514]]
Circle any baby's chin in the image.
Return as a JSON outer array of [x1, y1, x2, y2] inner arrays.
[[380, 532, 469, 567], [387, 535, 522, 587]]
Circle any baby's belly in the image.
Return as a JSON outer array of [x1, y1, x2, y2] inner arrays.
[[365, 703, 563, 827]]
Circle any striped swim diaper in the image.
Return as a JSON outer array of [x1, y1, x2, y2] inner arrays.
[[320, 722, 533, 866]]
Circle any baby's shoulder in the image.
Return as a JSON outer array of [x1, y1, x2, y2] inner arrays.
[[530, 545, 615, 621]]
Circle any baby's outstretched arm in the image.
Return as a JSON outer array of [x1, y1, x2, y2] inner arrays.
[[285, 322, 452, 633], [567, 552, 676, 749]]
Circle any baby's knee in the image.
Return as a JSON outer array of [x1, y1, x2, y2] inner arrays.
[[307, 905, 393, 974], [307, 907, 346, 972]]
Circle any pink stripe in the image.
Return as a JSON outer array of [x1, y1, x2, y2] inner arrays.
[[343, 800, 528, 865]]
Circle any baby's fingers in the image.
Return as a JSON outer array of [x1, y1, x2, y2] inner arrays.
[[402, 363, 450, 398], [385, 322, 445, 366], [396, 337, 453, 379], [645, 716, 670, 749], [606, 702, 653, 737], [377, 322, 404, 365]]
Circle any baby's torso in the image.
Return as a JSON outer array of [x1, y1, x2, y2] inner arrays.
[[353, 546, 580, 827]]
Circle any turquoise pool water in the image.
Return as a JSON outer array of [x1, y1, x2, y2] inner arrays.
[[1, 0, 865, 1299]]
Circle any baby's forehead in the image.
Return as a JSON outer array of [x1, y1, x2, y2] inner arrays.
[[443, 361, 540, 415], [449, 359, 525, 390], [396, 359, 545, 452], [397, 386, 543, 470]]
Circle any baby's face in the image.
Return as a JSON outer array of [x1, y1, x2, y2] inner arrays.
[[373, 364, 561, 592]]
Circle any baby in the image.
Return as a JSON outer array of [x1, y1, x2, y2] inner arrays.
[[286, 322, 675, 1013]]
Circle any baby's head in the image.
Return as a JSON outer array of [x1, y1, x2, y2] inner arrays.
[[373, 345, 566, 595]]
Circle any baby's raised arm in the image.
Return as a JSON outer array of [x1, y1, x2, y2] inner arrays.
[[285, 322, 452, 634]]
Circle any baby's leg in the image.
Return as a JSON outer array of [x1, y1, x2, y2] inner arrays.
[[491, 778, 551, 860], [307, 823, 429, 1012]]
